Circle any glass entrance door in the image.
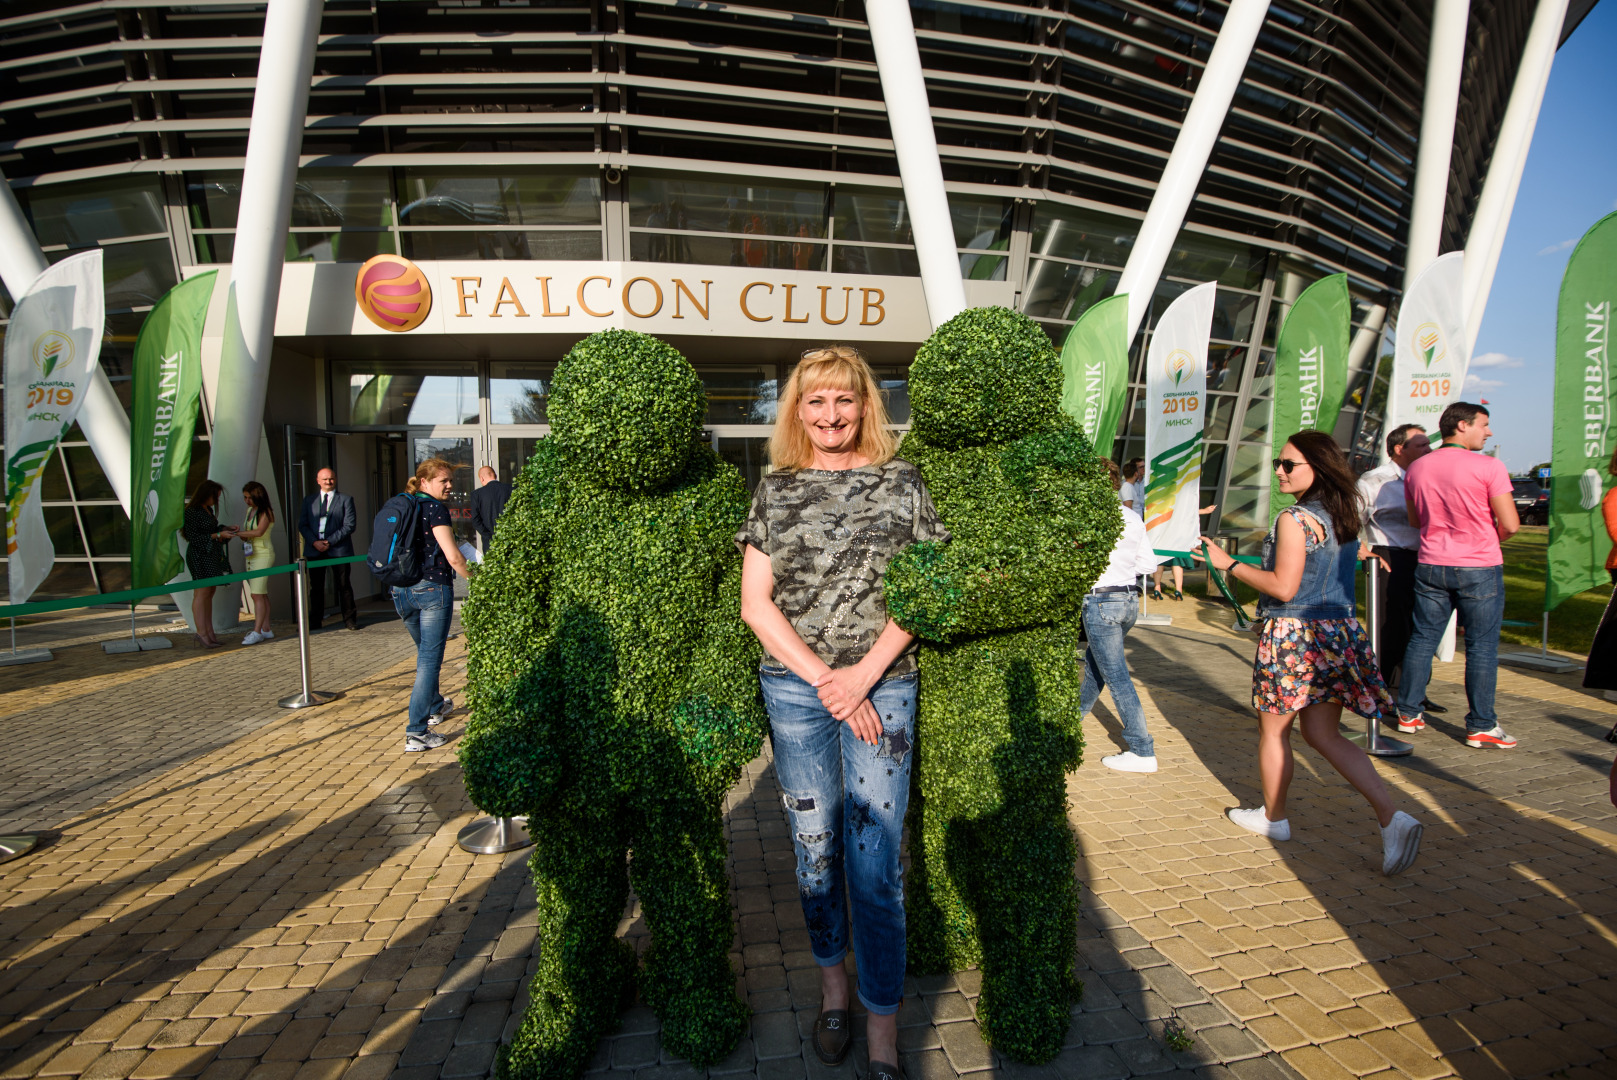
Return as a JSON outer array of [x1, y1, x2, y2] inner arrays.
[[409, 428, 482, 550]]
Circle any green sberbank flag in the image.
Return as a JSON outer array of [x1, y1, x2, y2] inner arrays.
[[1547, 212, 1617, 611], [1269, 273, 1351, 520], [130, 272, 216, 589], [1059, 293, 1129, 454]]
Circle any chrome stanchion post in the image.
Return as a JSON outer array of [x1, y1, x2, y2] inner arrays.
[[457, 816, 534, 854], [1354, 555, 1412, 757], [279, 556, 335, 709]]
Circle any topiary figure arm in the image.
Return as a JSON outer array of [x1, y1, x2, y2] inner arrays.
[[670, 554, 767, 800], [886, 429, 1123, 642], [459, 443, 564, 816]]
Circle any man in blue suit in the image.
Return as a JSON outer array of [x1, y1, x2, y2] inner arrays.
[[298, 467, 359, 630]]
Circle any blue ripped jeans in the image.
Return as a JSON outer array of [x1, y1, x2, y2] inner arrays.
[[761, 665, 917, 1016]]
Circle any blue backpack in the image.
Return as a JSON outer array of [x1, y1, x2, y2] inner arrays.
[[367, 493, 425, 588]]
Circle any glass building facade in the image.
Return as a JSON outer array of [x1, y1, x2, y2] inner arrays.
[[0, 0, 1559, 596]]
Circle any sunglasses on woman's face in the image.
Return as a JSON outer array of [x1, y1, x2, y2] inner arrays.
[[1272, 458, 1306, 475]]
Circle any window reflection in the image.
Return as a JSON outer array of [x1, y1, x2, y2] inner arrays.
[[332, 362, 480, 426], [23, 177, 167, 247], [490, 363, 554, 425], [697, 368, 777, 425]]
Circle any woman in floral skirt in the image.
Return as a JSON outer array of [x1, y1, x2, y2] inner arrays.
[[1195, 430, 1423, 875]]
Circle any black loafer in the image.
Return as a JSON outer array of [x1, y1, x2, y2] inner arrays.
[[1421, 698, 1449, 715], [867, 1060, 902, 1080], [813, 1009, 851, 1065]]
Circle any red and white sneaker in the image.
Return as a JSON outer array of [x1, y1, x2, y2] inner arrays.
[[1465, 725, 1518, 749], [1396, 714, 1426, 734]]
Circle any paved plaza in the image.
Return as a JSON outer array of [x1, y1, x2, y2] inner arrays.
[[2, 597, 1615, 1080]]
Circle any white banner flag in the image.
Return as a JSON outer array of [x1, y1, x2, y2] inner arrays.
[[1143, 281, 1216, 554], [1384, 251, 1470, 456], [5, 250, 105, 603]]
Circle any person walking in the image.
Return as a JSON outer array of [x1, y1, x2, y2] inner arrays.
[[297, 468, 359, 631], [1394, 403, 1520, 748], [1355, 423, 1447, 718], [396, 458, 472, 752], [1581, 445, 1617, 697], [238, 481, 277, 645], [1121, 457, 1145, 512], [470, 465, 512, 552], [182, 480, 236, 649], [738, 346, 949, 1080], [1085, 460, 1164, 773], [1195, 431, 1423, 876]]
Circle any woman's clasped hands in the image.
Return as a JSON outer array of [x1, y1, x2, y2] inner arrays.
[[812, 665, 884, 745]]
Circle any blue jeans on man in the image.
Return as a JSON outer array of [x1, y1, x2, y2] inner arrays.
[[1395, 564, 1504, 733], [761, 666, 917, 1016], [393, 580, 453, 735], [1080, 591, 1153, 757]]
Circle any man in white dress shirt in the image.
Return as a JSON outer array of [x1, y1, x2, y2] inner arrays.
[[1085, 461, 1166, 773], [1356, 424, 1434, 708]]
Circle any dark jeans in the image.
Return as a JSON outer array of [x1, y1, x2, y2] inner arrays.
[[1395, 564, 1504, 732], [309, 560, 357, 628], [761, 666, 917, 1016], [392, 581, 453, 735], [1080, 591, 1152, 757], [1371, 545, 1418, 686]]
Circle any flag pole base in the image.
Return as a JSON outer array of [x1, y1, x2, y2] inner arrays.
[[0, 649, 53, 666], [457, 816, 533, 855], [1498, 651, 1579, 673], [0, 834, 40, 865], [279, 690, 337, 709], [1136, 613, 1173, 626], [103, 637, 171, 654]]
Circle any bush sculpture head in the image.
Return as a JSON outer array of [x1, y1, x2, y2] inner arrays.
[[908, 307, 1063, 449], [548, 328, 705, 492]]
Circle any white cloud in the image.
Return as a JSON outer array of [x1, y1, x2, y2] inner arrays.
[[1465, 374, 1506, 392], [1469, 352, 1524, 370], [1538, 238, 1578, 256]]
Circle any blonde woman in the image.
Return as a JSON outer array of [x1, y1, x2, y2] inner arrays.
[[239, 481, 276, 645], [739, 347, 948, 1080]]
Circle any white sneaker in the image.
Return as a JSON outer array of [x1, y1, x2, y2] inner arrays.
[[1227, 807, 1291, 841], [404, 730, 448, 752], [427, 697, 455, 726], [1102, 752, 1158, 773], [241, 631, 263, 646], [1381, 811, 1423, 876], [258, 629, 273, 642]]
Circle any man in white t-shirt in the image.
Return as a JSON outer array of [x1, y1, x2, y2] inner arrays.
[[1120, 457, 1145, 514], [1084, 461, 1164, 773], [1356, 423, 1432, 701]]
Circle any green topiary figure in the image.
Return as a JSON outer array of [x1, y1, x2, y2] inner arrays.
[[884, 306, 1123, 1062], [459, 329, 764, 1080]]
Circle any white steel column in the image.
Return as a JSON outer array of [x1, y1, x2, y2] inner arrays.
[[0, 177, 133, 513], [1404, 0, 1471, 289], [1114, 0, 1272, 341], [206, 0, 322, 519], [1461, 0, 1568, 353], [865, 0, 967, 330]]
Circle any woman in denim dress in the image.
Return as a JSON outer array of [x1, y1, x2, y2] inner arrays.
[[1196, 431, 1424, 876], [739, 347, 948, 1080]]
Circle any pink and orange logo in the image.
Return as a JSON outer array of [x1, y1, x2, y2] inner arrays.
[[354, 255, 432, 332]]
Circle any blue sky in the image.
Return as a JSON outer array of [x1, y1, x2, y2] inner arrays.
[[1469, 0, 1617, 471]]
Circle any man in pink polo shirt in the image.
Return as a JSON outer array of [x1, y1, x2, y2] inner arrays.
[[1395, 402, 1520, 748]]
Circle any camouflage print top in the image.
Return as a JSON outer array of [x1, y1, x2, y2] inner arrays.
[[738, 459, 950, 677]]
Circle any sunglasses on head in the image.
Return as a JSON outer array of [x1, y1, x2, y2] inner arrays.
[[1272, 457, 1307, 475]]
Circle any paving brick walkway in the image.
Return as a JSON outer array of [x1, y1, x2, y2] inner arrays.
[[2, 599, 1615, 1080]]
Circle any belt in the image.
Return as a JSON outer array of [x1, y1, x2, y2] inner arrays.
[[1089, 585, 1141, 596]]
